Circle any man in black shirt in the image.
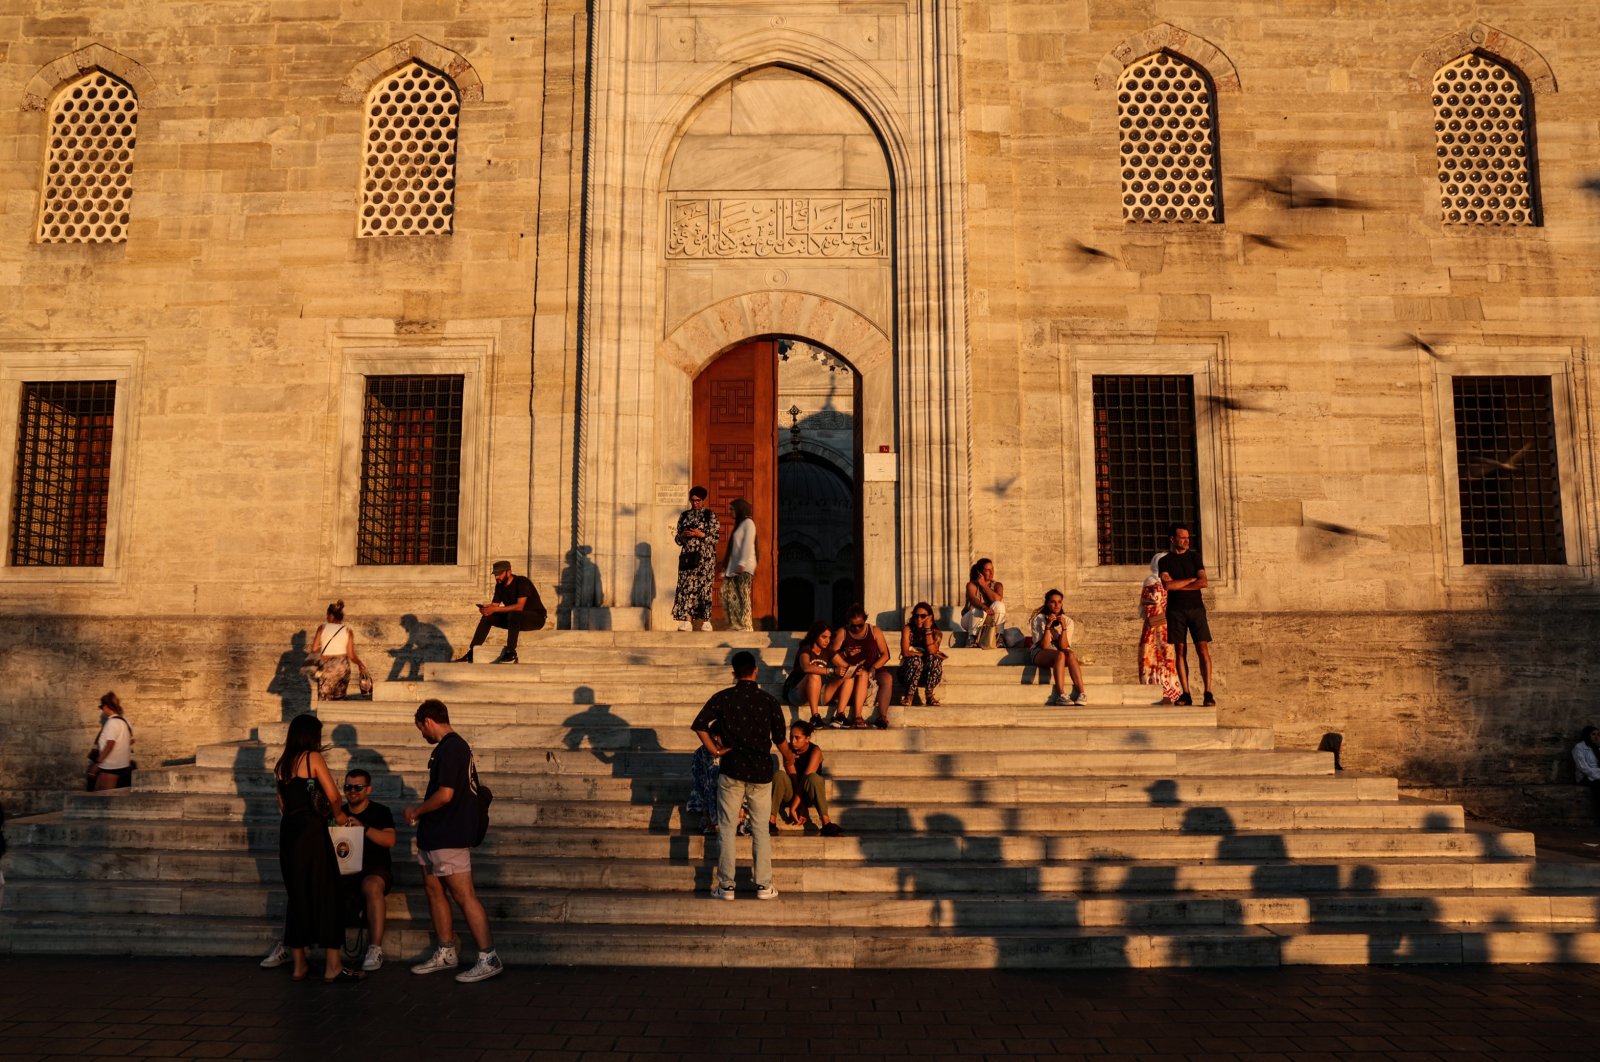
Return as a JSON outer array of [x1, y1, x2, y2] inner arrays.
[[404, 699, 502, 983], [458, 560, 547, 664], [340, 768, 397, 971], [1157, 523, 1215, 707], [691, 651, 790, 900]]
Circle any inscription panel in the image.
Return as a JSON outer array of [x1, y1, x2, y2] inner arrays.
[[667, 197, 888, 259]]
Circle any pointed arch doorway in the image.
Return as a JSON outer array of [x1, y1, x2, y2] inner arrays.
[[693, 337, 861, 631]]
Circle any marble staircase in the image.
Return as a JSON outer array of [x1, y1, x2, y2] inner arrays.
[[4, 631, 1600, 967]]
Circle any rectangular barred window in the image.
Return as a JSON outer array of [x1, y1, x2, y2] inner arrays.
[[358, 375, 463, 565], [1453, 376, 1564, 564], [10, 381, 116, 566], [1092, 375, 1200, 565]]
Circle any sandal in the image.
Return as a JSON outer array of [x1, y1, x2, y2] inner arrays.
[[925, 691, 940, 707], [896, 693, 913, 707], [850, 717, 868, 729]]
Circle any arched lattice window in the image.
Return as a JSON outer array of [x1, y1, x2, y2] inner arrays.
[[1117, 52, 1220, 223], [1433, 53, 1539, 226], [37, 70, 137, 244], [359, 61, 459, 237]]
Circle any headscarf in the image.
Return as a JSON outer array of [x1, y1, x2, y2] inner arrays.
[[1144, 551, 1167, 588]]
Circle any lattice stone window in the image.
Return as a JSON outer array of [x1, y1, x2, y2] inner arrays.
[[10, 381, 116, 566], [358, 375, 464, 564], [37, 71, 137, 244], [359, 62, 459, 237], [1433, 53, 1539, 226], [1092, 375, 1201, 565], [1452, 376, 1564, 564], [1117, 52, 1220, 223]]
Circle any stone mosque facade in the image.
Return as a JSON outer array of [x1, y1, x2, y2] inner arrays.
[[1, 2, 1597, 819]]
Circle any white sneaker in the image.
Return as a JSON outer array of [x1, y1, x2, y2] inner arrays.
[[677, 620, 692, 631], [710, 881, 736, 901], [259, 942, 289, 969], [361, 944, 384, 972], [1047, 692, 1069, 706], [1070, 690, 1089, 705], [454, 951, 504, 983], [756, 883, 779, 900], [410, 944, 459, 975], [697, 621, 713, 631]]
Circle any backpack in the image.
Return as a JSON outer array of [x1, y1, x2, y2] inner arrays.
[[469, 755, 492, 847]]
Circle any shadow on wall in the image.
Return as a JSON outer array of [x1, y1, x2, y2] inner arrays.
[[1396, 568, 1600, 821], [385, 614, 454, 681], [266, 631, 312, 723], [559, 545, 604, 628]]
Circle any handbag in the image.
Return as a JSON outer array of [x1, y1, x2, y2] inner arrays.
[[357, 667, 374, 697], [677, 549, 698, 572], [328, 825, 364, 875], [976, 612, 999, 650]]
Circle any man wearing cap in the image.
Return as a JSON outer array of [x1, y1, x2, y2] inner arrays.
[[456, 561, 547, 664]]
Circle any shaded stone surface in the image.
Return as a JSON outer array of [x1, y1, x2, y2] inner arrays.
[[2, 958, 1600, 1060]]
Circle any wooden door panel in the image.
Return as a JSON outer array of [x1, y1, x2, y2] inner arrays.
[[692, 341, 778, 629]]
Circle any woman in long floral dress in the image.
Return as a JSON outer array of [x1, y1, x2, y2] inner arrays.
[[1138, 552, 1182, 705], [672, 486, 721, 631]]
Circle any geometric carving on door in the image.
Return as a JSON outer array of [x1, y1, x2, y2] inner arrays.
[[709, 442, 754, 499], [709, 380, 755, 424]]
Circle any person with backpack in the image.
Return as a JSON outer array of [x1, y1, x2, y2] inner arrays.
[[403, 698, 502, 983]]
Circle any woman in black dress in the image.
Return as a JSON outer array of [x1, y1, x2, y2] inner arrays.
[[274, 713, 360, 982]]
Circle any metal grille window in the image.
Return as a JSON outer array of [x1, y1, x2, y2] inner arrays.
[[1092, 375, 1200, 565], [1452, 376, 1564, 564], [10, 381, 116, 566], [358, 375, 463, 565]]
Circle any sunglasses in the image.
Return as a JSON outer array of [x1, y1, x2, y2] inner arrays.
[[343, 784, 368, 791], [913, 612, 931, 618]]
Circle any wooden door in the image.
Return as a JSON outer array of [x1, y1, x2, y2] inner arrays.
[[692, 340, 778, 629]]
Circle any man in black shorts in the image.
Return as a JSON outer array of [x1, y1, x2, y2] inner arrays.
[[341, 768, 397, 971], [1158, 523, 1215, 707]]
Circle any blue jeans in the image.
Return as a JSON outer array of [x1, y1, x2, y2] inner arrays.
[[715, 774, 773, 889]]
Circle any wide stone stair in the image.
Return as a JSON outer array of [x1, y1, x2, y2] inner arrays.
[[5, 631, 1600, 966]]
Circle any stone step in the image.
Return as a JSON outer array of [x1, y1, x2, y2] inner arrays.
[[193, 743, 1334, 783], [8, 819, 1533, 877], [3, 911, 1597, 967], [258, 704, 1221, 739], [428, 645, 1073, 670], [7, 878, 1597, 930], [369, 679, 1160, 707], [168, 766, 1399, 807], [230, 722, 1279, 753]]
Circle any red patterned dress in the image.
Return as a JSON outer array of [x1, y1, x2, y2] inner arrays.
[[1138, 579, 1182, 704]]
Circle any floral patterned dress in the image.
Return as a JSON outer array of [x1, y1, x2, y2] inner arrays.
[[1138, 580, 1183, 703], [671, 506, 721, 622]]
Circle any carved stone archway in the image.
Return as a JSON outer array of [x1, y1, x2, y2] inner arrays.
[[574, 6, 972, 629]]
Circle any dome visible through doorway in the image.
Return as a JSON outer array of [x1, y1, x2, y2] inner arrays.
[[777, 341, 858, 629]]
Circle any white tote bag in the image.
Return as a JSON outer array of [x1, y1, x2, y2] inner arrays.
[[328, 825, 364, 876]]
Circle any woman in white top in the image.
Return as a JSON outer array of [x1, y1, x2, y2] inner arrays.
[[310, 600, 369, 701], [961, 558, 1006, 646], [87, 691, 133, 791], [1030, 588, 1087, 706], [720, 498, 757, 632]]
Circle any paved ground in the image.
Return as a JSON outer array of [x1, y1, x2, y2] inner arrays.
[[4, 958, 1600, 1061]]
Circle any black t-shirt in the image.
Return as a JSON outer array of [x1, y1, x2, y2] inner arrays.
[[1159, 549, 1206, 610], [418, 732, 477, 850], [493, 574, 540, 612], [341, 799, 395, 878], [691, 680, 786, 784]]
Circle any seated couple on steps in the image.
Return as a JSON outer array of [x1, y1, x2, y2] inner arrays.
[[782, 607, 896, 730]]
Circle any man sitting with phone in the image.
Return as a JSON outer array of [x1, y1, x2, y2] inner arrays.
[[456, 560, 547, 664]]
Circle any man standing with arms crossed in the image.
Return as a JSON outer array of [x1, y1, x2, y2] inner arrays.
[[692, 651, 791, 900], [1158, 522, 1216, 707], [405, 698, 503, 982]]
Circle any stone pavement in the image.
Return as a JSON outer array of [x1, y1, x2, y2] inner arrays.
[[3, 958, 1600, 1061]]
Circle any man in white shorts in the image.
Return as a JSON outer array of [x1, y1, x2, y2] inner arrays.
[[404, 698, 502, 983]]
